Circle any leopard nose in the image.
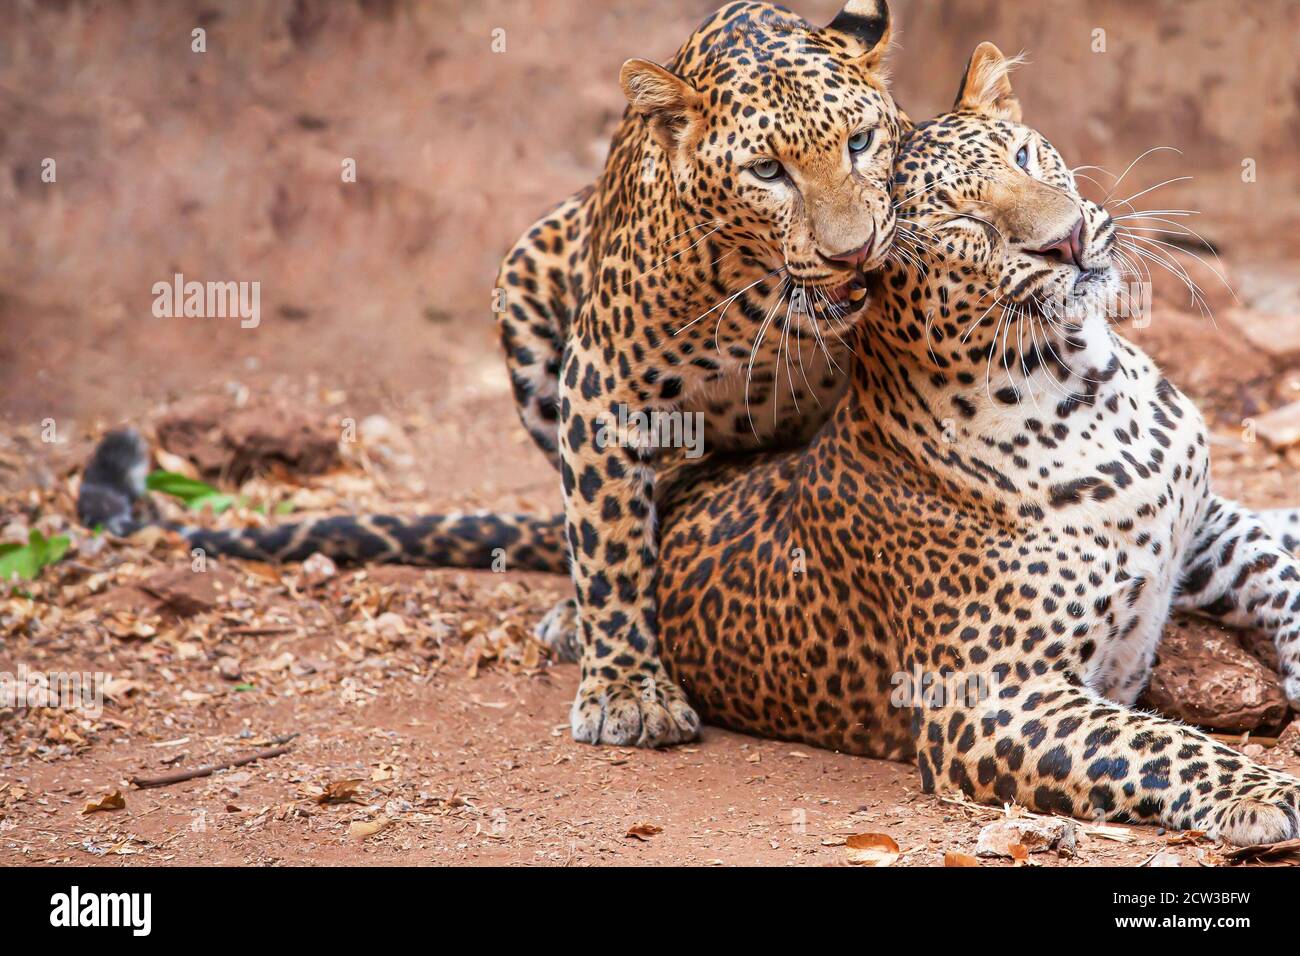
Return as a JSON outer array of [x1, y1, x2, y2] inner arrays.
[[1029, 216, 1086, 268], [825, 239, 874, 267]]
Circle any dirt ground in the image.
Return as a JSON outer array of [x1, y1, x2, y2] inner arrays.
[[3, 0, 1300, 869], [5, 266, 1300, 867]]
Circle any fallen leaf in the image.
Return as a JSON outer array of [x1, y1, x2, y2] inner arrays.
[[102, 677, 144, 701], [349, 816, 392, 840], [316, 779, 365, 804], [845, 832, 900, 866], [625, 822, 663, 841], [944, 851, 980, 867], [81, 791, 126, 814], [1222, 837, 1300, 863]]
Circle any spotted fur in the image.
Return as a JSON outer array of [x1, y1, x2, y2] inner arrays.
[[78, 1, 905, 751], [651, 44, 1300, 845], [494, 0, 905, 747]]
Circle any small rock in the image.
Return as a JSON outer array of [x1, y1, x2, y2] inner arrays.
[[1142, 618, 1289, 732], [1278, 721, 1300, 756], [300, 552, 337, 588], [138, 568, 229, 616], [217, 656, 242, 681], [373, 612, 408, 640], [1228, 304, 1300, 363], [154, 395, 340, 482], [975, 817, 1077, 858], [1253, 400, 1300, 450], [359, 414, 394, 443]]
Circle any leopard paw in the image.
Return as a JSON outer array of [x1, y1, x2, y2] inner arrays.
[[535, 597, 580, 663], [1213, 790, 1300, 846], [569, 668, 700, 748]]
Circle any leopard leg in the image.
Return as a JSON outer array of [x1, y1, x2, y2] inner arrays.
[[916, 678, 1300, 845], [1174, 495, 1300, 705], [557, 351, 699, 748], [1254, 507, 1300, 553], [495, 190, 593, 470]]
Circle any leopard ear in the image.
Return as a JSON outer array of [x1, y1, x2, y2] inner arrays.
[[954, 41, 1023, 123], [824, 0, 892, 69], [621, 59, 703, 154]]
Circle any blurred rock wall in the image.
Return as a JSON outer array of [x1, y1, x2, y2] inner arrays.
[[2, 0, 1295, 410]]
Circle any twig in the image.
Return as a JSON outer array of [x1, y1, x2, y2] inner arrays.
[[129, 744, 293, 789], [222, 625, 299, 637]]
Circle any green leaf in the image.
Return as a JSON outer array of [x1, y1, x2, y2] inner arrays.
[[0, 529, 71, 583], [233, 682, 254, 692], [147, 470, 236, 514]]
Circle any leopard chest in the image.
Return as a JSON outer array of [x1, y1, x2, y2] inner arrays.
[[948, 348, 1211, 704], [670, 283, 854, 452]]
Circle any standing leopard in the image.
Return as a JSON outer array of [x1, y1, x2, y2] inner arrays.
[[650, 43, 1300, 844], [81, 0, 907, 751], [497, 0, 907, 749]]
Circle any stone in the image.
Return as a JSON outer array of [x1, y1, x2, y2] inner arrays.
[[975, 817, 1077, 858], [1142, 618, 1289, 732], [1252, 400, 1300, 450]]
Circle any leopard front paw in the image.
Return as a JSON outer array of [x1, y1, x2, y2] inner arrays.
[[569, 667, 700, 747], [1211, 788, 1300, 846]]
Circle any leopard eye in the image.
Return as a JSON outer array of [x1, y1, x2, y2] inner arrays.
[[848, 129, 874, 154], [1015, 144, 1031, 170], [749, 159, 784, 181]]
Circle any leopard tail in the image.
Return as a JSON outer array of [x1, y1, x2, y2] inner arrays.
[[76, 429, 566, 573]]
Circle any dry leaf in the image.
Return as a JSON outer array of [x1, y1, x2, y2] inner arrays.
[[349, 816, 392, 840], [154, 449, 199, 478], [316, 779, 365, 804], [845, 832, 900, 866], [944, 851, 980, 867], [103, 677, 144, 701], [1009, 843, 1030, 864], [1222, 837, 1300, 863], [625, 822, 663, 841], [81, 790, 126, 814]]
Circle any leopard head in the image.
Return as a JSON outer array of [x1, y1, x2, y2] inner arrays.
[[881, 42, 1122, 368], [620, 1, 903, 302]]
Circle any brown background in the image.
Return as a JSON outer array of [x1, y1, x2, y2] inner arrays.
[[3, 1, 1300, 869], [2, 0, 1297, 428]]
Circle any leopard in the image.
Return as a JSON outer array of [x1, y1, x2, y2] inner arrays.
[[646, 42, 1300, 845], [79, 0, 908, 751], [76, 34, 1300, 846]]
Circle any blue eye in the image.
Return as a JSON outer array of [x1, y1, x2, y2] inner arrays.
[[750, 159, 783, 181], [1015, 144, 1030, 169], [848, 129, 874, 154]]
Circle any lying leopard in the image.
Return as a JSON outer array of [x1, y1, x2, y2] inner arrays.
[[651, 43, 1300, 844], [81, 0, 907, 751], [77, 30, 1300, 845]]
